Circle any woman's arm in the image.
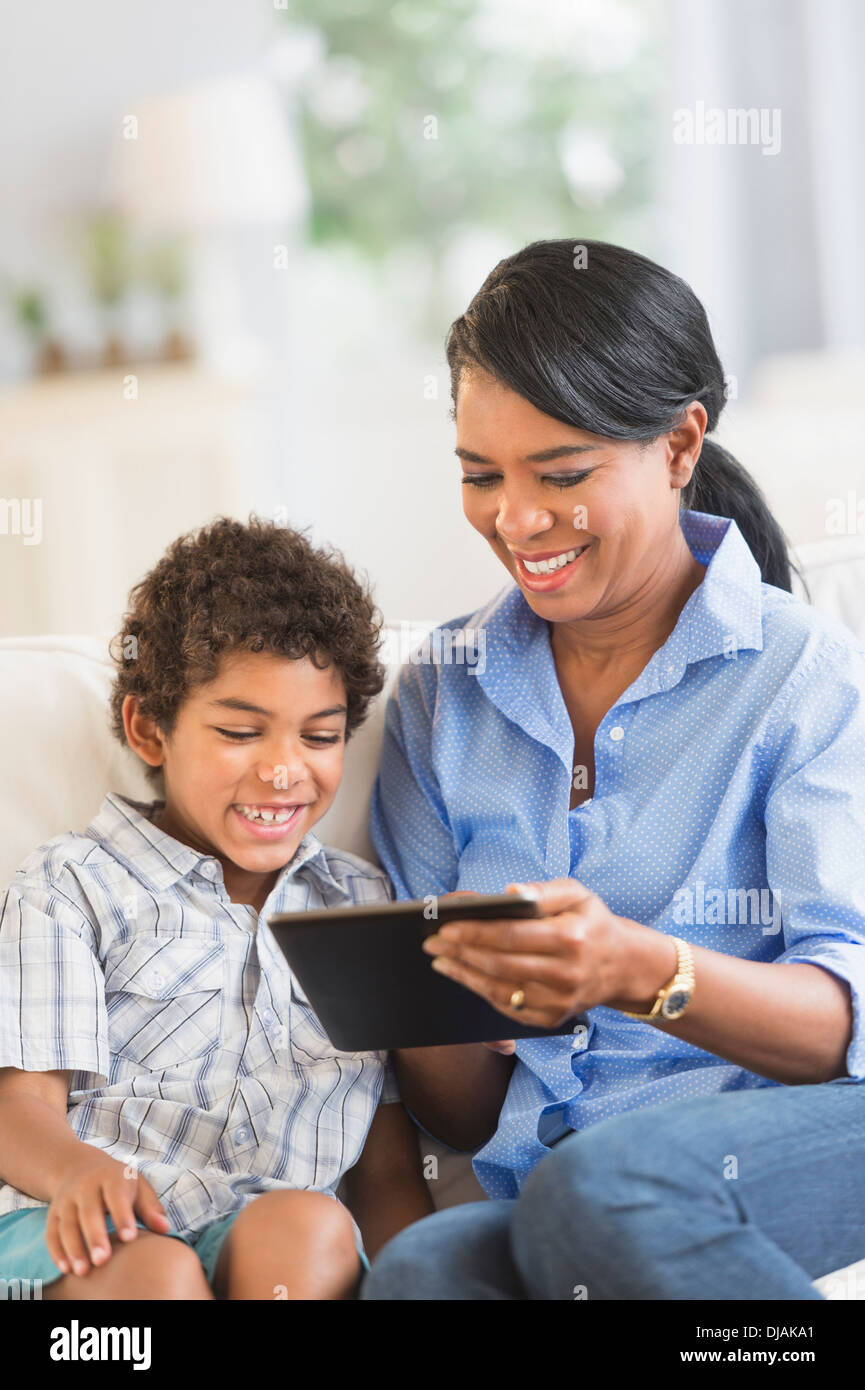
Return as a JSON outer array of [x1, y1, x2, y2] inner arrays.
[[423, 880, 855, 1087], [607, 920, 852, 1085], [340, 1101, 435, 1258], [391, 1043, 516, 1151]]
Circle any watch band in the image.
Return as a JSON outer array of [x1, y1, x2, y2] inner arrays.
[[620, 936, 695, 1022]]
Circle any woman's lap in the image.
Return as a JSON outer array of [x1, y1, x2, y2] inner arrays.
[[362, 1078, 865, 1300]]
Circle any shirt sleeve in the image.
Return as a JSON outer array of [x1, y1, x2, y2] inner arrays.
[[762, 639, 865, 1080], [379, 1054, 401, 1104], [0, 877, 109, 1088], [369, 662, 460, 902]]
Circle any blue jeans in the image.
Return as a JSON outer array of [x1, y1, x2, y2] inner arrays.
[[361, 1079, 865, 1300]]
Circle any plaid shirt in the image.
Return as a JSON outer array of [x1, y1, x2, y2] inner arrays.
[[0, 793, 399, 1236]]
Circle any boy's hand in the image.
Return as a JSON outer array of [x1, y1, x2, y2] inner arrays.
[[45, 1150, 170, 1277]]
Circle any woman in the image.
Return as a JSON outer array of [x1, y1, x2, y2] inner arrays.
[[361, 239, 865, 1300]]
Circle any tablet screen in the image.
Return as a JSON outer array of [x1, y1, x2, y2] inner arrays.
[[268, 892, 584, 1050]]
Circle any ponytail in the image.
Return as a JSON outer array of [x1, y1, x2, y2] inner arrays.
[[684, 439, 796, 592]]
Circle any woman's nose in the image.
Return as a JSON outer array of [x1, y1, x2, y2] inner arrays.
[[495, 489, 555, 544]]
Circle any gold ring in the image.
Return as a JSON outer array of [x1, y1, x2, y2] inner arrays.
[[509, 987, 526, 1011]]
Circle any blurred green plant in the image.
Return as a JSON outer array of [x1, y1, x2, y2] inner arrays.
[[82, 211, 134, 306], [280, 0, 658, 270], [10, 288, 48, 339], [145, 237, 188, 303]]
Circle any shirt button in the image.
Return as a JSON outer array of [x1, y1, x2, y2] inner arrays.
[[148, 970, 166, 993], [261, 1007, 275, 1025], [200, 861, 217, 879], [609, 726, 625, 741], [235, 1127, 250, 1143], [570, 1025, 588, 1050]]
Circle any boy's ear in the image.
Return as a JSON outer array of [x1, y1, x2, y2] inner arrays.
[[121, 693, 167, 771]]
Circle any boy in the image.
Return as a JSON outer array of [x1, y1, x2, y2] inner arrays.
[[0, 516, 433, 1299]]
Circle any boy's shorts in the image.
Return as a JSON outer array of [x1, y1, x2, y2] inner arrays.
[[0, 1204, 370, 1292]]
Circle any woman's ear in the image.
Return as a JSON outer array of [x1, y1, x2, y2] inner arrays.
[[667, 400, 708, 492], [121, 693, 167, 771]]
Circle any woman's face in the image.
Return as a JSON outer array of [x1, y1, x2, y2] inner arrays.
[[456, 368, 703, 625]]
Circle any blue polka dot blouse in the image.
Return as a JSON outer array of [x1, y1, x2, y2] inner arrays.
[[369, 510, 865, 1199]]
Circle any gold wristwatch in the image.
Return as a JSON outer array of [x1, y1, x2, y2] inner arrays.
[[621, 936, 696, 1023]]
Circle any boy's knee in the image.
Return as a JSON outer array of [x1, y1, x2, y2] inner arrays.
[[117, 1231, 210, 1298], [236, 1190, 357, 1257]]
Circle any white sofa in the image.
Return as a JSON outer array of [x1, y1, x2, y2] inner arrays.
[[1, 532, 864, 1298]]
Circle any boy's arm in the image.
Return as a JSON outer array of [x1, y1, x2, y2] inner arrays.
[[0, 1067, 90, 1200], [341, 1101, 435, 1260], [0, 1067, 170, 1276]]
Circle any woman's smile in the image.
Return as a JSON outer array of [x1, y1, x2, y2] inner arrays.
[[509, 542, 592, 591]]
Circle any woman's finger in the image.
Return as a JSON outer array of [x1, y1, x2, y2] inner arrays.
[[431, 955, 573, 1025], [507, 878, 595, 915], [432, 942, 580, 989], [425, 918, 581, 958]]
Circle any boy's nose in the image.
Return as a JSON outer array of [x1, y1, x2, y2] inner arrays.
[[256, 755, 307, 787]]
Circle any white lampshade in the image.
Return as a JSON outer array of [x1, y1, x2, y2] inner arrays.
[[106, 72, 307, 231]]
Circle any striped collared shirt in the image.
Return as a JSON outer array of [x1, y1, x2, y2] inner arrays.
[[0, 793, 399, 1235]]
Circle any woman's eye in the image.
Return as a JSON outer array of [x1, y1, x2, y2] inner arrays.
[[461, 472, 591, 490], [305, 734, 342, 745], [215, 728, 258, 741], [546, 472, 592, 489]]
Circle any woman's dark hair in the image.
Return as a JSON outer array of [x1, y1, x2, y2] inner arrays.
[[109, 515, 386, 788], [445, 239, 798, 592]]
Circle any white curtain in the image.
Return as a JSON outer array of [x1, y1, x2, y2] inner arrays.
[[656, 0, 865, 390]]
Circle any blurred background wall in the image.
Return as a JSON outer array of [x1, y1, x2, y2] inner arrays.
[[1, 0, 863, 638]]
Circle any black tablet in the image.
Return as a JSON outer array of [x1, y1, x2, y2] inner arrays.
[[267, 890, 584, 1051]]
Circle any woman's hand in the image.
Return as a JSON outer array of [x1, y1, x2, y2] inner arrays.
[[423, 878, 676, 1028]]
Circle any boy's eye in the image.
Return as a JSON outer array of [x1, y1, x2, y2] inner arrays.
[[214, 728, 342, 745]]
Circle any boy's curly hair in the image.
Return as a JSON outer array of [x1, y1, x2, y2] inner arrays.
[[109, 515, 387, 787]]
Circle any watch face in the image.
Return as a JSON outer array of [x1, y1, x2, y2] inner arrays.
[[662, 988, 691, 1019]]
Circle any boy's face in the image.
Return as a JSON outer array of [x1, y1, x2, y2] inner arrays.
[[126, 650, 347, 905]]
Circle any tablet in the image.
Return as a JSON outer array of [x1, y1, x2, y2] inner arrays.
[[267, 891, 584, 1051]]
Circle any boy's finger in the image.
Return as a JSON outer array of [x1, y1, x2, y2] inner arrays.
[[133, 1177, 171, 1233], [105, 1182, 140, 1243], [57, 1208, 91, 1278], [77, 1194, 112, 1268], [44, 1211, 70, 1275]]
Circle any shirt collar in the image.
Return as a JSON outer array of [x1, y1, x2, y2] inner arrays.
[[471, 509, 765, 743], [87, 792, 338, 896]]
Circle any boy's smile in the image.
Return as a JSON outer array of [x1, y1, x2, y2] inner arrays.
[[123, 649, 348, 911]]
